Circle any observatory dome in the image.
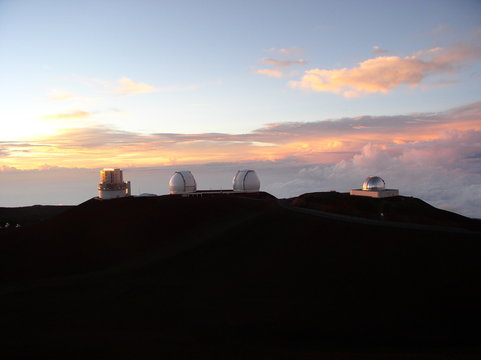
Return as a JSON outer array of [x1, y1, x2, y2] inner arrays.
[[233, 170, 260, 192], [362, 176, 386, 191], [169, 171, 197, 194]]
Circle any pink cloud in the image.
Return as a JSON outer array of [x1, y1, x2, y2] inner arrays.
[[256, 69, 283, 78], [269, 129, 481, 217], [261, 58, 307, 67], [279, 47, 303, 55], [290, 44, 481, 97], [371, 46, 389, 55], [48, 90, 77, 101], [116, 77, 158, 94], [257, 47, 307, 78], [4, 101, 481, 178], [266, 47, 304, 56], [3, 101, 481, 217]]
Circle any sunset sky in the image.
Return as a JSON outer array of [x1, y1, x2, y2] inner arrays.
[[1, 0, 481, 216]]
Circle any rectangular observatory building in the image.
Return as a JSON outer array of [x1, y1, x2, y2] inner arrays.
[[98, 168, 131, 199]]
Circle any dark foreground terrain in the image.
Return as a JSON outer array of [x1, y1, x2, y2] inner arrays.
[[0, 205, 75, 229], [0, 192, 480, 359]]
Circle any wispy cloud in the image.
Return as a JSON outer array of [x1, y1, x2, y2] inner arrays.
[[256, 48, 307, 78], [71, 75, 197, 95], [156, 84, 199, 92], [266, 47, 304, 56], [290, 44, 481, 97], [371, 45, 389, 55], [257, 47, 307, 78], [432, 24, 450, 35], [261, 58, 307, 67], [43, 110, 91, 120], [256, 69, 283, 78], [116, 77, 159, 94], [48, 90, 77, 101], [278, 47, 304, 56]]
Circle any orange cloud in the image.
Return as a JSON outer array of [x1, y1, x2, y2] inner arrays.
[[371, 45, 389, 55], [278, 47, 303, 55], [290, 44, 481, 97], [257, 47, 307, 78], [3, 101, 481, 170], [116, 77, 158, 94], [256, 69, 283, 78], [43, 110, 91, 120], [261, 58, 307, 67], [48, 90, 77, 101]]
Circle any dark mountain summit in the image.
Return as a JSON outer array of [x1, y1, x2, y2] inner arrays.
[[291, 191, 481, 230], [0, 204, 75, 228], [0, 192, 480, 359]]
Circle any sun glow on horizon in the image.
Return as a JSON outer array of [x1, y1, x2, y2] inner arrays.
[[2, 100, 481, 171]]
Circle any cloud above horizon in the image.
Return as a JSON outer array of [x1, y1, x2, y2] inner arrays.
[[2, 100, 480, 170], [43, 110, 92, 120], [261, 58, 308, 67], [257, 47, 307, 78], [116, 77, 159, 94], [2, 101, 481, 217], [255, 69, 283, 78], [48, 90, 78, 101], [290, 44, 481, 97], [70, 75, 197, 96], [371, 45, 389, 55], [266, 136, 481, 218]]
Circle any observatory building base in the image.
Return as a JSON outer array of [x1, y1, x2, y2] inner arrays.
[[350, 189, 399, 198]]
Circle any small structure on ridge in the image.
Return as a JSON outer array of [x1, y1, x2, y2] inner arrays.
[[350, 176, 399, 198], [98, 168, 131, 199], [169, 171, 197, 194], [233, 169, 260, 192], [168, 169, 261, 196]]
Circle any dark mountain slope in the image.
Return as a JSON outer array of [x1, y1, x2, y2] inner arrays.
[[0, 192, 276, 282], [291, 191, 481, 229], [0, 205, 75, 228], [0, 193, 480, 358]]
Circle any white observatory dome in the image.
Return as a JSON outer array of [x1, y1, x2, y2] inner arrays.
[[169, 171, 197, 194], [233, 169, 260, 192], [362, 176, 386, 191]]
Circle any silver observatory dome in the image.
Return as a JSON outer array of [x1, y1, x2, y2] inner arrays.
[[233, 169, 260, 192], [362, 176, 385, 191], [169, 171, 197, 194]]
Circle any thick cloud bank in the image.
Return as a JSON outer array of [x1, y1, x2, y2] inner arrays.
[[2, 101, 481, 218], [266, 131, 481, 218]]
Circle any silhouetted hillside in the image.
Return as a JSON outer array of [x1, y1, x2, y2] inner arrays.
[[0, 192, 480, 359], [0, 205, 74, 228], [291, 191, 481, 230]]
